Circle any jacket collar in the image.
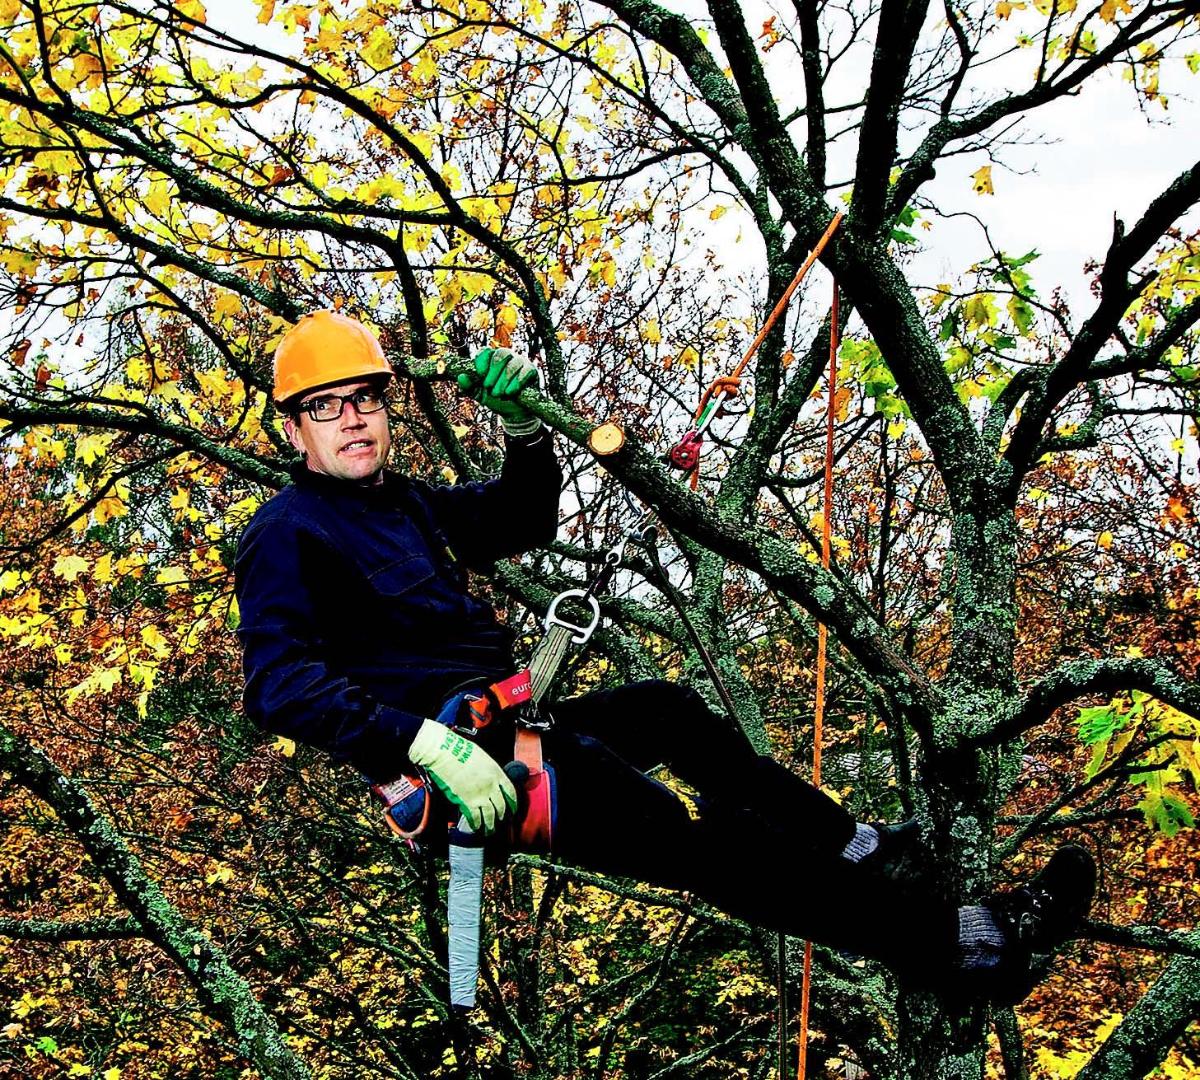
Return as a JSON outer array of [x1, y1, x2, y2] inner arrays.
[[289, 460, 407, 505]]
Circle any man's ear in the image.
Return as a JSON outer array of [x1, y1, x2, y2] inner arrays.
[[283, 416, 305, 456]]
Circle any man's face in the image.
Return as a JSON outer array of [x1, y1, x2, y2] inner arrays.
[[284, 379, 392, 484]]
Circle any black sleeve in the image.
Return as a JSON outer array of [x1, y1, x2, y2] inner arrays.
[[418, 428, 562, 569], [234, 511, 425, 773]]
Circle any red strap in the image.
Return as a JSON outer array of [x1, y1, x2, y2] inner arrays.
[[514, 726, 543, 772], [513, 728, 552, 849], [489, 669, 532, 711]]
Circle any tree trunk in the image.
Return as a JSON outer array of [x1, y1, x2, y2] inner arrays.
[[896, 499, 1021, 1077]]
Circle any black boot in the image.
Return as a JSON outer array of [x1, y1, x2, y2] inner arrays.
[[855, 817, 925, 882], [958, 843, 1097, 1005]]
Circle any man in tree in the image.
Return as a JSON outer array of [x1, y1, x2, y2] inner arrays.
[[234, 309, 1097, 1005]]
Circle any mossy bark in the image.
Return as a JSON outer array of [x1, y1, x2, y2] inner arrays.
[[0, 722, 311, 1080], [1075, 932, 1200, 1080]]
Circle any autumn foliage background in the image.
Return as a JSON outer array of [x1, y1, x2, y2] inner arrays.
[[0, 0, 1199, 1077]]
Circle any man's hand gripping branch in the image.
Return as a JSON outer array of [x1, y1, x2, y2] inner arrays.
[[457, 347, 542, 436]]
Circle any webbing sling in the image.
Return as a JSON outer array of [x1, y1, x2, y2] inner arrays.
[[447, 582, 606, 1009]]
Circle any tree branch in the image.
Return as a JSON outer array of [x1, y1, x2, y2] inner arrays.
[[0, 401, 287, 489], [0, 916, 143, 941], [0, 720, 310, 1080], [851, 0, 932, 237], [974, 657, 1200, 748], [1076, 930, 1200, 1080], [1004, 157, 1200, 489]]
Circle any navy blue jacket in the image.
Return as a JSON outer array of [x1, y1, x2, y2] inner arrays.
[[234, 431, 561, 781]]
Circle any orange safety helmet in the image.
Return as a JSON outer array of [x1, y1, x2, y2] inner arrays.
[[273, 309, 394, 405]]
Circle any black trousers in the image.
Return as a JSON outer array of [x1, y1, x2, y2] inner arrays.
[[515, 680, 960, 980]]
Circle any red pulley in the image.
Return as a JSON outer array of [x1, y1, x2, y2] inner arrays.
[[668, 429, 703, 471]]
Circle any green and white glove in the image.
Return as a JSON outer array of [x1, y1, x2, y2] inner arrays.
[[408, 718, 517, 834], [457, 346, 542, 436]]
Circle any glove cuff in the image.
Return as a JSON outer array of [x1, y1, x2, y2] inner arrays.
[[407, 717, 450, 767], [500, 414, 542, 437]]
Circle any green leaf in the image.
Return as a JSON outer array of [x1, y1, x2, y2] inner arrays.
[[1085, 738, 1110, 781], [1007, 295, 1034, 335], [1137, 791, 1195, 837], [876, 394, 911, 419], [981, 376, 1012, 403], [35, 1036, 58, 1054], [1076, 705, 1119, 745]]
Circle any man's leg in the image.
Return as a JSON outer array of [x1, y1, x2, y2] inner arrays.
[[541, 694, 1097, 1002], [541, 724, 960, 981], [549, 681, 859, 858]]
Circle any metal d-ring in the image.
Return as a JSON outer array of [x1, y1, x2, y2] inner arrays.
[[544, 589, 601, 645]]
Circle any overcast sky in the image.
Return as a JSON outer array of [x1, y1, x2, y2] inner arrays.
[[910, 59, 1199, 315]]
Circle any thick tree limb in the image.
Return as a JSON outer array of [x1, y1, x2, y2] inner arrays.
[[831, 236, 985, 511], [851, 0, 932, 236], [0, 721, 310, 1080], [1081, 920, 1200, 961], [974, 658, 1200, 748], [0, 916, 143, 941], [795, 0, 828, 186], [1075, 930, 1200, 1080], [406, 358, 942, 731], [0, 401, 287, 489]]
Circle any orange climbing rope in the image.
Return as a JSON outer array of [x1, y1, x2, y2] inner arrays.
[[658, 214, 844, 1080], [669, 212, 844, 488], [797, 274, 840, 1080]]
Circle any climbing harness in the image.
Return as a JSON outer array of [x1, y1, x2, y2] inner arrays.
[[371, 668, 551, 846], [370, 538, 634, 1009]]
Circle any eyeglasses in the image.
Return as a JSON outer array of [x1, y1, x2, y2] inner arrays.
[[297, 387, 388, 422]]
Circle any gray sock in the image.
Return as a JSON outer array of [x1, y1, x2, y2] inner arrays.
[[840, 823, 880, 863], [958, 906, 1006, 970]]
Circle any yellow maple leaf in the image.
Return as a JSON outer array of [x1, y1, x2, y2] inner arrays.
[[1099, 0, 1131, 21], [257, 0, 275, 23], [176, 0, 206, 26], [494, 303, 519, 346], [971, 165, 994, 195], [75, 433, 110, 465], [53, 554, 90, 581], [155, 566, 188, 587], [72, 52, 104, 90], [141, 625, 170, 656]]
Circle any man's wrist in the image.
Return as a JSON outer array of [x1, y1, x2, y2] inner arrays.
[[500, 414, 543, 437]]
